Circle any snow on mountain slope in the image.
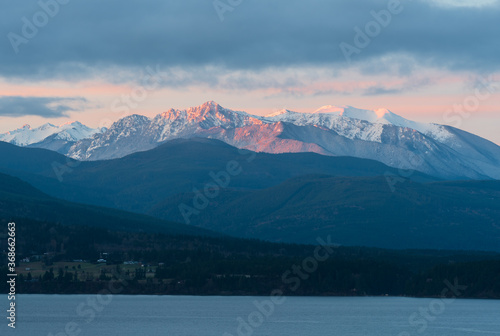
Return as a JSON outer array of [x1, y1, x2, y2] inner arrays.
[[68, 114, 152, 161], [0, 121, 102, 146], [268, 105, 454, 144]]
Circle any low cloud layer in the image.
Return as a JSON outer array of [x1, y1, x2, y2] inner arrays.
[[0, 96, 88, 117]]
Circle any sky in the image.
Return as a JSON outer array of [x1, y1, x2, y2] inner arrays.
[[0, 0, 499, 144]]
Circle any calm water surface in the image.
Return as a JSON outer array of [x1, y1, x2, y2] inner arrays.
[[1, 295, 499, 335]]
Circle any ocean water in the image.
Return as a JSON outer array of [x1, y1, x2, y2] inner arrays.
[[2, 295, 499, 335]]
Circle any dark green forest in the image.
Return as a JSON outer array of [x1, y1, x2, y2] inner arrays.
[[2, 218, 499, 298]]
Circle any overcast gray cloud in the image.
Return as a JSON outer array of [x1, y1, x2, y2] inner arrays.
[[0, 96, 88, 117], [0, 0, 499, 81]]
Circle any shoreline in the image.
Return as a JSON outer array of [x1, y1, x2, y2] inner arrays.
[[6, 293, 500, 300]]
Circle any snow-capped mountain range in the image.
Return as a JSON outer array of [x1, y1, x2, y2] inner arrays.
[[1, 101, 500, 180]]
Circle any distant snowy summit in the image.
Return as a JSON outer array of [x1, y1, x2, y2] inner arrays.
[[1, 101, 500, 180], [0, 121, 103, 146]]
